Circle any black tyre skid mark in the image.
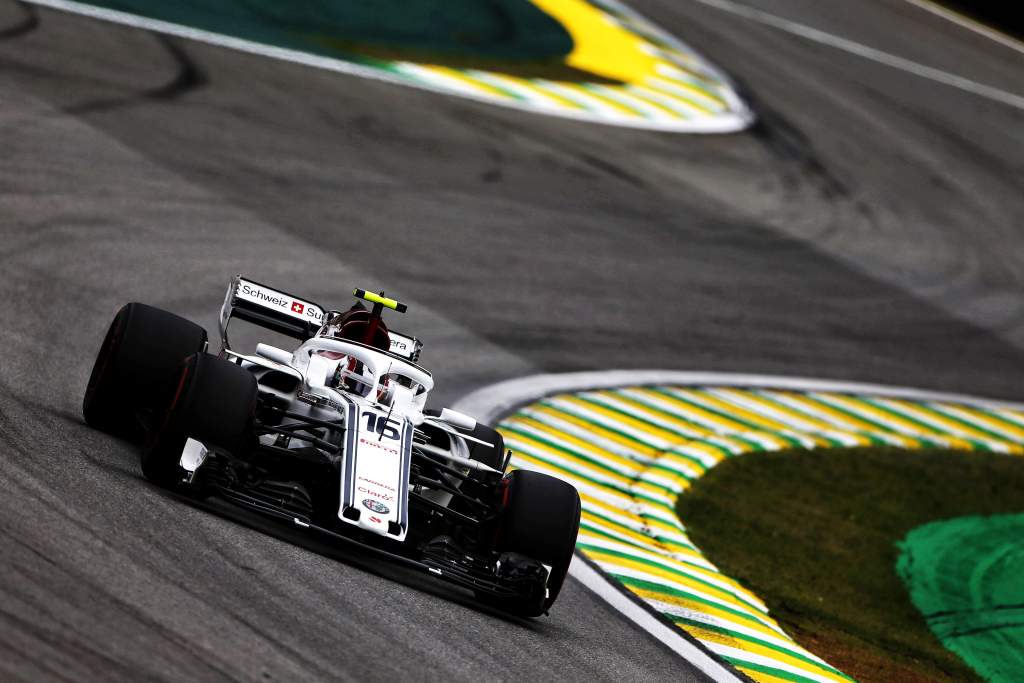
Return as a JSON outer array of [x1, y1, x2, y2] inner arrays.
[[0, 0, 37, 39], [1, 1, 206, 113]]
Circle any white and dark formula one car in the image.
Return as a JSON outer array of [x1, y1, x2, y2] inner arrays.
[[83, 277, 581, 616]]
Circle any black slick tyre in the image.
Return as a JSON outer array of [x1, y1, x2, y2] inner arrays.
[[142, 352, 257, 487], [492, 469, 581, 616], [83, 303, 207, 440]]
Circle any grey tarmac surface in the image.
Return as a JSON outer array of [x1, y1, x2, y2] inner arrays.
[[1, 0, 1022, 680]]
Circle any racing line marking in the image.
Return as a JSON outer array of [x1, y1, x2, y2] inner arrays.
[[455, 371, 1024, 683], [688, 0, 1024, 111]]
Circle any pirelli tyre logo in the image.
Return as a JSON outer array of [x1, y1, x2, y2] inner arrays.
[[237, 280, 323, 323]]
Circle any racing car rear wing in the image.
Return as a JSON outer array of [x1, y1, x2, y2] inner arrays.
[[220, 276, 326, 348], [219, 276, 424, 362]]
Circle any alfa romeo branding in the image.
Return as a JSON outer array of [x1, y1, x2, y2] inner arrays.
[[362, 498, 390, 514]]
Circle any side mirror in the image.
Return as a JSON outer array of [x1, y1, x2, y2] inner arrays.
[[438, 408, 477, 431]]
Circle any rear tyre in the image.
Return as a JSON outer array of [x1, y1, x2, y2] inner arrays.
[[83, 303, 207, 440], [142, 352, 257, 487], [489, 469, 581, 617]]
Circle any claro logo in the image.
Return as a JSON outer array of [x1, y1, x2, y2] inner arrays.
[[357, 486, 395, 502]]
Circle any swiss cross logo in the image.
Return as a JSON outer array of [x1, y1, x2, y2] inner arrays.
[[291, 301, 304, 314]]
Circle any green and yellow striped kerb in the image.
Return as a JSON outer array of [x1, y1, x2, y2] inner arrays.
[[390, 0, 753, 132], [497, 386, 1024, 683]]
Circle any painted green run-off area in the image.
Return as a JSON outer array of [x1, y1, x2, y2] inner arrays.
[[677, 447, 1024, 683], [83, 0, 572, 63], [898, 514, 1024, 683]]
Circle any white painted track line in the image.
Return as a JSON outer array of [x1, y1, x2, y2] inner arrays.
[[570, 555, 748, 683], [454, 370, 1024, 425], [687, 0, 1024, 110], [900, 0, 1024, 55]]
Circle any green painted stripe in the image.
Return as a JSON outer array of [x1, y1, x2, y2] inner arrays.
[[532, 399, 692, 477], [752, 391, 888, 447], [581, 507, 700, 553], [615, 575, 779, 630], [859, 397, 989, 451], [507, 443, 637, 500], [580, 83, 655, 119], [582, 391, 710, 439], [660, 445, 718, 474], [606, 389, 733, 439], [579, 519, 690, 555], [805, 393, 933, 445], [462, 70, 530, 102], [674, 617, 849, 678], [683, 388, 806, 448], [566, 394, 695, 446], [623, 389, 768, 452], [586, 544, 769, 615], [503, 422, 640, 479], [988, 407, 1024, 430], [916, 402, 1013, 444], [723, 658, 838, 683], [578, 540, 713, 575], [504, 425, 681, 501], [718, 390, 848, 448], [975, 406, 1024, 439]]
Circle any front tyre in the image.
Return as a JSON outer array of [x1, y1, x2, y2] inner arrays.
[[142, 352, 257, 487], [491, 469, 581, 616], [83, 303, 207, 440]]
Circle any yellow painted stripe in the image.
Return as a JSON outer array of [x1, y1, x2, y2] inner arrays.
[[937, 404, 1024, 441], [720, 389, 845, 436], [881, 398, 1011, 444], [632, 388, 771, 437], [596, 391, 716, 439], [587, 549, 766, 614], [685, 625, 849, 683], [821, 394, 971, 448], [424, 66, 514, 99], [629, 586, 787, 640], [779, 392, 922, 447], [509, 414, 645, 472], [562, 82, 647, 116], [533, 401, 665, 456], [677, 389, 827, 447]]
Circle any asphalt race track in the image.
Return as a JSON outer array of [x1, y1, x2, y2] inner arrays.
[[1, 0, 1022, 680]]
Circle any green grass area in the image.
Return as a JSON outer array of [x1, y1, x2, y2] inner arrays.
[[90, 0, 573, 63], [675, 447, 1024, 682]]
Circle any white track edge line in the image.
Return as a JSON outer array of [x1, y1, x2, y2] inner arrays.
[[687, 0, 1024, 111], [570, 553, 748, 683], [453, 369, 1024, 682], [900, 0, 1024, 55], [452, 370, 1024, 424], [23, 0, 753, 134]]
